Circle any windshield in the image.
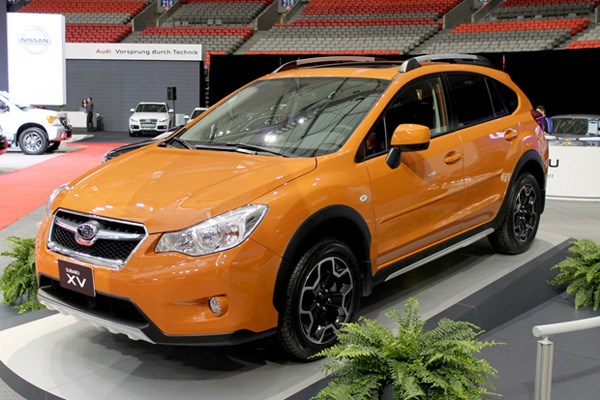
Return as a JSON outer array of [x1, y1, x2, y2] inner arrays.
[[179, 77, 389, 157], [0, 91, 32, 110], [551, 117, 599, 136], [136, 103, 168, 113]]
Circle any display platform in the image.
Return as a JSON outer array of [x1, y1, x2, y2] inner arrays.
[[0, 231, 570, 400]]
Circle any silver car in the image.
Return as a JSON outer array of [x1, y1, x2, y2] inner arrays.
[[547, 114, 600, 146]]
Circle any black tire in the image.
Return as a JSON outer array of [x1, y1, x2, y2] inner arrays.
[[19, 128, 48, 155], [489, 173, 542, 254], [46, 141, 60, 152], [277, 238, 361, 361], [129, 131, 138, 137]]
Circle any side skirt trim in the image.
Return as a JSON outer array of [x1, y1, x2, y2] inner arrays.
[[383, 228, 495, 283]]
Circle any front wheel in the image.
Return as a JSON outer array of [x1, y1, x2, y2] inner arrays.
[[489, 173, 542, 254], [19, 128, 48, 155], [277, 239, 361, 361]]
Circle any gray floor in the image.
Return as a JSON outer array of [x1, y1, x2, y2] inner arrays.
[[483, 296, 600, 400], [1, 137, 600, 399]]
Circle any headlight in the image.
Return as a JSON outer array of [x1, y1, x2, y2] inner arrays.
[[159, 117, 170, 123], [46, 115, 61, 126], [45, 183, 68, 218], [130, 118, 139, 124], [156, 204, 268, 256]]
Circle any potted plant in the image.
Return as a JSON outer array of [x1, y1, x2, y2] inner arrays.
[[0, 236, 44, 313], [312, 298, 501, 400], [549, 238, 600, 310]]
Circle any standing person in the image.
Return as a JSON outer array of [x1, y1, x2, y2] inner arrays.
[[536, 105, 553, 133], [80, 98, 87, 112], [86, 97, 94, 132]]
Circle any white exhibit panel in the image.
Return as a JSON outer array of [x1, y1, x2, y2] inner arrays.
[[7, 13, 66, 106], [546, 145, 600, 201], [66, 43, 203, 61], [63, 111, 88, 128]]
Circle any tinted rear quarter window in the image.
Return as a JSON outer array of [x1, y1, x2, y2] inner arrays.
[[446, 73, 517, 128], [494, 80, 518, 114]]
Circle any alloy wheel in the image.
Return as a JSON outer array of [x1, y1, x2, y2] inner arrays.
[[298, 255, 355, 344], [513, 183, 538, 243], [22, 131, 44, 154]]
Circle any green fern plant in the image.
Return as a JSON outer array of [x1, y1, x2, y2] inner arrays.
[[0, 236, 44, 313], [312, 298, 501, 400], [549, 239, 600, 311]]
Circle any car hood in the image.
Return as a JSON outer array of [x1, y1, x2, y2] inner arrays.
[[57, 146, 317, 233], [130, 112, 170, 120], [25, 107, 62, 118]]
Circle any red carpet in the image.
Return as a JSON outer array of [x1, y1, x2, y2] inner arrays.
[[0, 142, 125, 230]]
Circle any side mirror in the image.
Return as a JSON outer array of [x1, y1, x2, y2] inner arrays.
[[130, 108, 135, 113], [385, 124, 431, 169], [184, 114, 190, 120], [168, 109, 174, 114]]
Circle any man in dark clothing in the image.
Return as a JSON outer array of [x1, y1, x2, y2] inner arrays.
[[86, 97, 94, 132]]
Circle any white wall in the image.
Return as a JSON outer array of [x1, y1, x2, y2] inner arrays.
[[7, 13, 66, 106]]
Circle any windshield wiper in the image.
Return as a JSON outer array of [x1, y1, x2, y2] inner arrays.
[[194, 142, 296, 158], [164, 132, 192, 149], [225, 143, 297, 158]]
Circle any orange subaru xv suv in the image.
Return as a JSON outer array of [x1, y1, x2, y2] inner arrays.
[[36, 55, 549, 360]]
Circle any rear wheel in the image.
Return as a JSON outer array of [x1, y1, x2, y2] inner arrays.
[[19, 128, 48, 155], [277, 238, 361, 361], [489, 173, 541, 254]]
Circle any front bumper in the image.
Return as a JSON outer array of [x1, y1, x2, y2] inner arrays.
[[35, 221, 282, 344], [47, 125, 71, 141], [37, 286, 275, 345], [129, 123, 170, 135]]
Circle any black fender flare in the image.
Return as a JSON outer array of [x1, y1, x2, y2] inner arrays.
[[272, 205, 373, 313], [493, 149, 547, 230]]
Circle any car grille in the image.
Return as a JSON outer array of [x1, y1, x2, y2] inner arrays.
[[140, 119, 158, 124], [48, 209, 147, 269]]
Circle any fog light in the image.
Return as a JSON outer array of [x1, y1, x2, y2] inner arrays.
[[208, 296, 228, 315]]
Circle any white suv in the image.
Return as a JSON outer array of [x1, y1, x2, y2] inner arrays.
[[0, 91, 72, 155], [129, 102, 173, 137]]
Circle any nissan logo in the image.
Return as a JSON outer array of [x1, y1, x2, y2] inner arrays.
[[18, 27, 51, 55], [75, 221, 101, 246]]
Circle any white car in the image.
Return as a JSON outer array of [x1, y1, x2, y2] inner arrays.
[[0, 91, 72, 155], [129, 102, 174, 137], [187, 107, 208, 121]]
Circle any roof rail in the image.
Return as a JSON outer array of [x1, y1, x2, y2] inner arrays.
[[272, 56, 384, 73], [399, 54, 494, 73]]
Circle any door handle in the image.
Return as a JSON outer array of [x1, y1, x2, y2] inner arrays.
[[504, 129, 519, 141], [444, 151, 462, 165]]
